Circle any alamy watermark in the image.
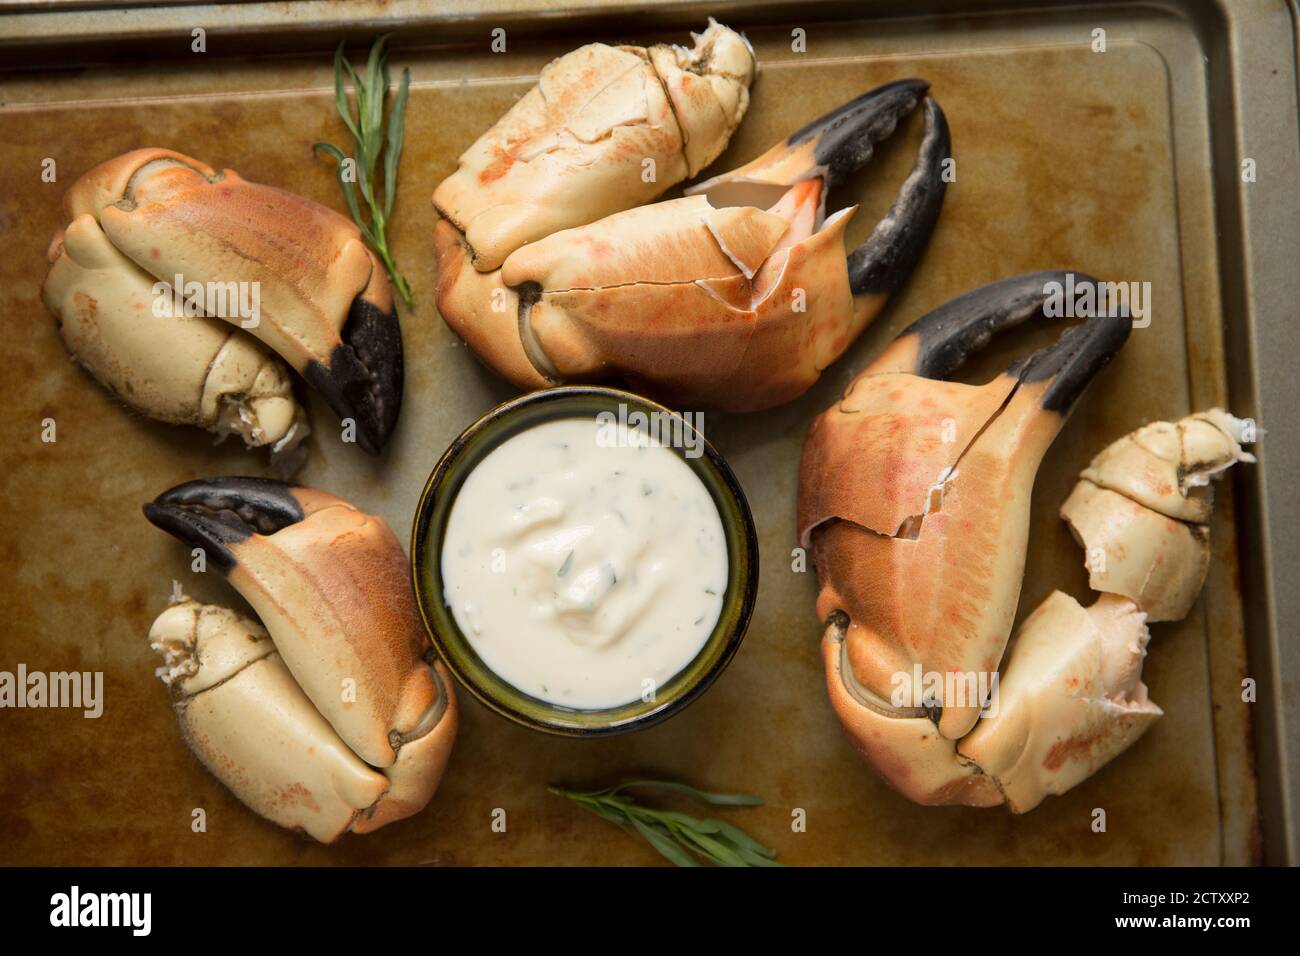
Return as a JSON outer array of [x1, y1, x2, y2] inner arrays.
[[0, 664, 102, 718], [891, 664, 1000, 717], [1043, 272, 1151, 329], [152, 273, 260, 329], [596, 403, 705, 459], [50, 886, 150, 936]]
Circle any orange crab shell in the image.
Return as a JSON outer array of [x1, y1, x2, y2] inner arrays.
[[802, 370, 1065, 741], [466, 195, 866, 411]]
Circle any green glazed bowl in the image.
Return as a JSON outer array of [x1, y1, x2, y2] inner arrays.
[[411, 385, 759, 737]]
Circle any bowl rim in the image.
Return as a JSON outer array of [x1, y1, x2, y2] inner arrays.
[[409, 384, 759, 737]]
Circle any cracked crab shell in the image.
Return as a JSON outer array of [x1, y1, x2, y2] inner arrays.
[[801, 376, 1064, 740], [1060, 409, 1254, 621], [500, 196, 860, 410], [43, 211, 300, 448], [1076, 410, 1254, 523], [432, 19, 756, 272], [1060, 481, 1209, 622]]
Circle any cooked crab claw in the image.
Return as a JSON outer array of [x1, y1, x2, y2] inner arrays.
[[802, 279, 1254, 812], [49, 148, 403, 454], [437, 79, 951, 411], [800, 271, 1132, 752], [144, 477, 457, 841]]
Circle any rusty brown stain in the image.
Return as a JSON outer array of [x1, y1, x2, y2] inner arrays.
[[477, 146, 515, 185], [1043, 729, 1104, 773]]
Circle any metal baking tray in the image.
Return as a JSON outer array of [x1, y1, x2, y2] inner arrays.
[[1, 0, 1295, 865]]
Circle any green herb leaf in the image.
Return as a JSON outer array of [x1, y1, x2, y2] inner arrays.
[[674, 826, 748, 867], [316, 34, 413, 307], [732, 846, 786, 867], [655, 810, 723, 834], [331, 43, 360, 144], [340, 58, 365, 129], [704, 818, 778, 858], [384, 67, 410, 220], [312, 142, 371, 244], [629, 816, 700, 867], [610, 779, 766, 806], [548, 780, 780, 867], [364, 35, 387, 169]]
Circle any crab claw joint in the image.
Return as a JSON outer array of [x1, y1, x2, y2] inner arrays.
[[47, 148, 403, 454], [958, 593, 1161, 813], [144, 478, 457, 842]]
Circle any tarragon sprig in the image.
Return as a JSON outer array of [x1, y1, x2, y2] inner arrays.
[[314, 34, 413, 307], [548, 780, 783, 867]]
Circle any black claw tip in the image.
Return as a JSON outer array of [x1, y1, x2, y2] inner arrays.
[[791, 78, 930, 189], [1012, 304, 1132, 414], [902, 271, 1092, 380], [847, 96, 951, 298], [143, 477, 305, 573], [892, 271, 1132, 408], [304, 296, 404, 455]]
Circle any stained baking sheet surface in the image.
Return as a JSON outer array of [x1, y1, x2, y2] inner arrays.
[[0, 2, 1270, 863]]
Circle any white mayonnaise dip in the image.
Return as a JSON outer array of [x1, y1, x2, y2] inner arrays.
[[441, 416, 728, 710]]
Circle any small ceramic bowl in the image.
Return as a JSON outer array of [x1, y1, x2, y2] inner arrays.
[[411, 385, 759, 737]]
